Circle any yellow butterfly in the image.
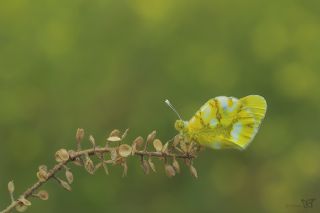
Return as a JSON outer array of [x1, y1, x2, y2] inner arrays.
[[166, 95, 267, 150]]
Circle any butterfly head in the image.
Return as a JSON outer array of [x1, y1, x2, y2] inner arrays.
[[174, 120, 188, 133]]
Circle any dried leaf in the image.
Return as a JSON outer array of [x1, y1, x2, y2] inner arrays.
[[122, 162, 128, 177], [107, 136, 121, 142], [118, 144, 132, 157], [141, 159, 150, 175], [18, 197, 31, 206], [131, 142, 137, 155], [173, 135, 181, 147], [189, 165, 198, 178], [188, 142, 195, 152], [36, 190, 49, 200], [16, 204, 28, 212], [102, 162, 109, 175], [8, 180, 14, 194], [153, 139, 163, 152], [37, 169, 48, 182], [55, 149, 69, 162], [133, 136, 144, 149], [84, 156, 95, 174], [180, 140, 187, 153], [59, 179, 72, 191], [148, 157, 156, 172], [162, 142, 169, 153], [76, 128, 85, 143], [89, 135, 95, 147], [65, 170, 74, 184], [165, 164, 176, 177], [109, 129, 121, 137], [147, 130, 157, 143], [172, 158, 180, 173]]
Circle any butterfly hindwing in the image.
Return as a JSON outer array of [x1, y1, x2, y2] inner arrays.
[[227, 95, 267, 150]]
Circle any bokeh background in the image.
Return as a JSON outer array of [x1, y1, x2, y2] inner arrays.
[[1, 0, 320, 212]]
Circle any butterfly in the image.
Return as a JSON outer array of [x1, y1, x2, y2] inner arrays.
[[166, 95, 267, 150]]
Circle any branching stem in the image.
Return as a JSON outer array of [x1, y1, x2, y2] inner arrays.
[[0, 146, 194, 213]]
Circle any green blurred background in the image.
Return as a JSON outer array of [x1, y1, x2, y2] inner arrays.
[[1, 0, 320, 212]]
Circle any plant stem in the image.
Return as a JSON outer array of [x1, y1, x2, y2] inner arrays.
[[0, 146, 193, 213]]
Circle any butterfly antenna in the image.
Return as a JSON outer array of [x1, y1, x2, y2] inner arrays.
[[165, 99, 183, 120]]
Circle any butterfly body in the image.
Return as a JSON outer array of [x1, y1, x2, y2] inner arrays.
[[174, 95, 267, 150]]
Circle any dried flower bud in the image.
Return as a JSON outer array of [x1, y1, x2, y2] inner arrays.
[[147, 130, 157, 143], [121, 128, 129, 139], [118, 144, 132, 157], [107, 136, 121, 142], [109, 129, 121, 137], [76, 128, 85, 142], [89, 135, 95, 147], [141, 159, 150, 175], [148, 157, 156, 172], [18, 197, 31, 206], [37, 190, 49, 200], [8, 180, 14, 194], [37, 168, 48, 182], [65, 170, 74, 184], [84, 156, 95, 174], [189, 165, 198, 178], [16, 204, 28, 212], [122, 162, 128, 177], [172, 158, 180, 173], [173, 135, 181, 147], [55, 149, 69, 162], [165, 164, 176, 177], [153, 139, 163, 152]]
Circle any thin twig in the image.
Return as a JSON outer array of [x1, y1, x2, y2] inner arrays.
[[0, 146, 194, 213]]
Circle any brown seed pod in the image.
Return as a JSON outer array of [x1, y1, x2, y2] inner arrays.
[[153, 139, 163, 152], [55, 149, 69, 162], [165, 164, 176, 177], [118, 144, 132, 158]]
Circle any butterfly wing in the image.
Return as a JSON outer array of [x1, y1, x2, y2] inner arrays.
[[185, 95, 267, 150], [227, 95, 267, 150]]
